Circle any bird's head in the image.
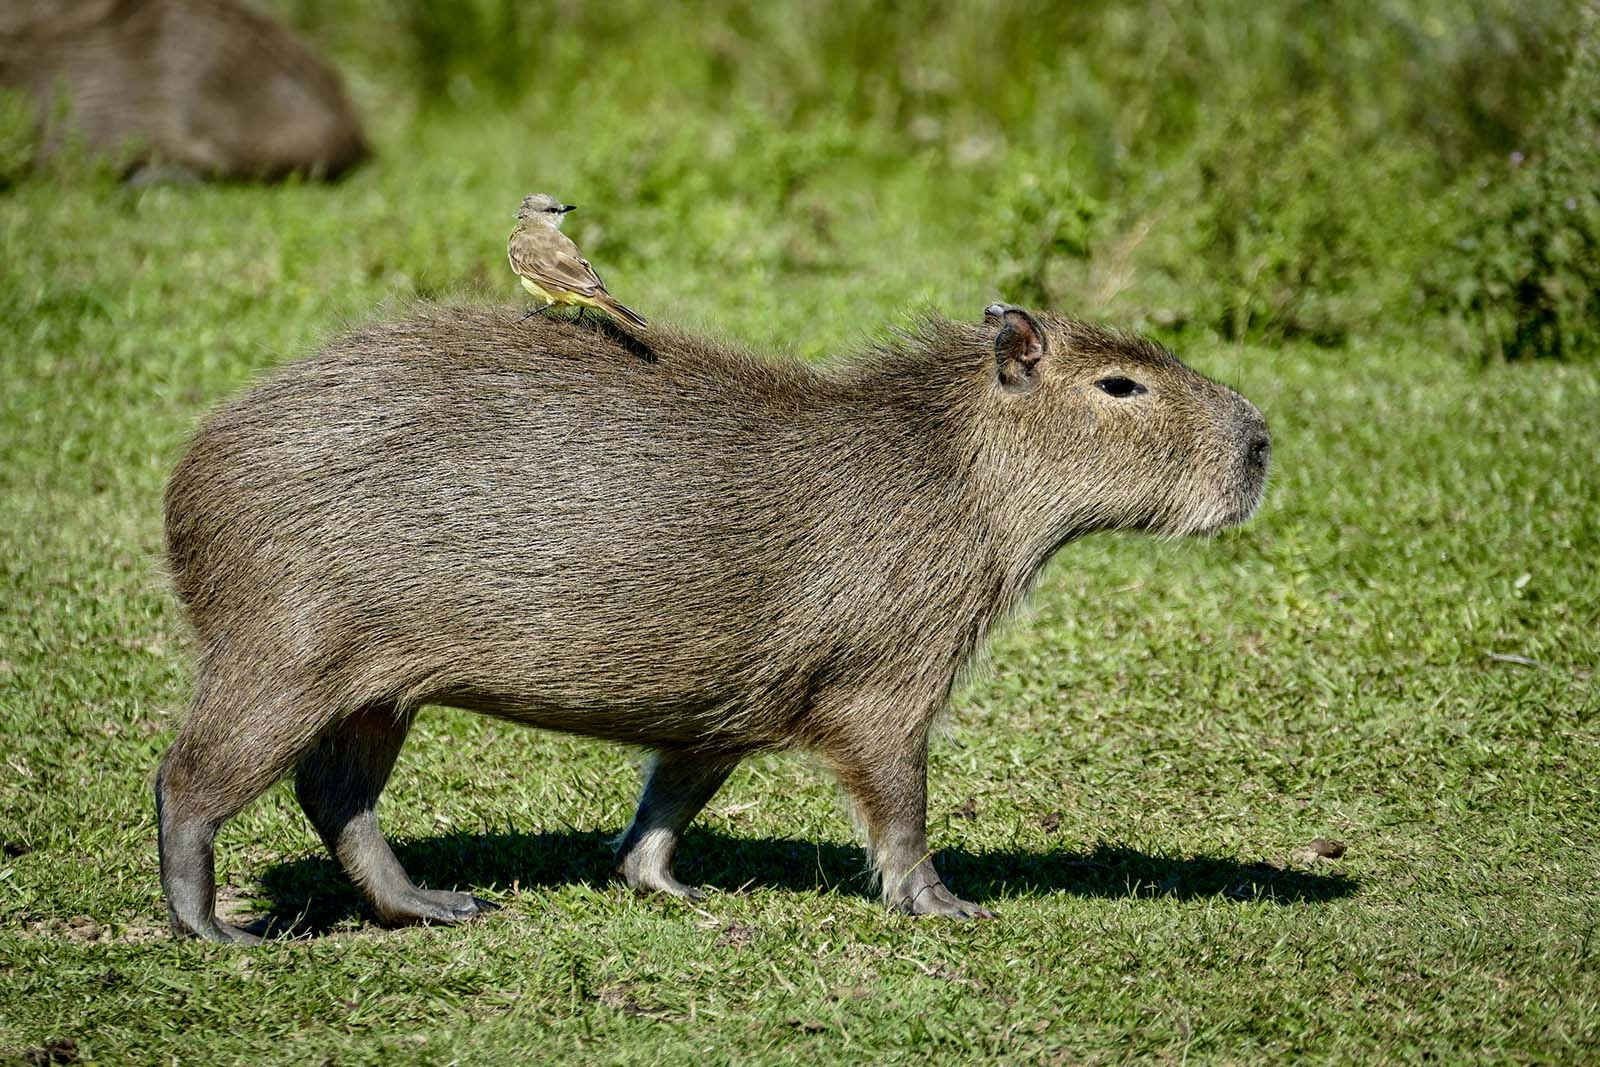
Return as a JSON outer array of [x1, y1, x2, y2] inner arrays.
[[516, 193, 576, 227]]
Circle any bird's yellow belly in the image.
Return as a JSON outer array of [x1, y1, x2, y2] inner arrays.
[[519, 276, 603, 310], [519, 276, 557, 303]]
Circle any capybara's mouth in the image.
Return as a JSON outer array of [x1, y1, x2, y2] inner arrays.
[[1225, 465, 1271, 532], [1236, 479, 1269, 527], [1169, 472, 1269, 539]]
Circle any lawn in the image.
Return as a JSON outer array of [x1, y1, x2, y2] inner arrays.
[[2, 3, 1599, 1063]]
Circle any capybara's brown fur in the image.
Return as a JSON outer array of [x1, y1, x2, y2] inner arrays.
[[156, 303, 1270, 941], [0, 0, 366, 179]]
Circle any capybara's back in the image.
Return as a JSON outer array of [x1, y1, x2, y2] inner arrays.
[[167, 307, 849, 750], [0, 0, 367, 179], [158, 303, 1270, 942]]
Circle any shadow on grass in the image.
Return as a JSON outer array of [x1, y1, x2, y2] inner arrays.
[[252, 829, 1357, 937]]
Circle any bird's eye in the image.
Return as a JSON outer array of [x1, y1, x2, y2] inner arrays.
[[1095, 377, 1146, 398]]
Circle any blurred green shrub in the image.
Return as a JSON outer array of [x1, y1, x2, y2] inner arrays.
[[266, 0, 1587, 349], [0, 89, 34, 188], [0, 83, 120, 187], [1425, 5, 1600, 361], [381, 0, 571, 106], [1173, 95, 1426, 345], [983, 162, 1100, 308], [281, 0, 1575, 181], [550, 112, 869, 280]]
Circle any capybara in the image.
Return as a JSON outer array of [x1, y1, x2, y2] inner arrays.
[[157, 303, 1270, 942], [0, 0, 366, 180]]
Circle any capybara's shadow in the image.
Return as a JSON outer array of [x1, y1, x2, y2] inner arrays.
[[252, 830, 1357, 937]]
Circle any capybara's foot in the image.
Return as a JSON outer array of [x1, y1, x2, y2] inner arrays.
[[617, 852, 705, 900], [374, 887, 494, 927], [213, 921, 266, 945], [897, 881, 995, 920], [613, 752, 739, 902], [171, 916, 264, 945]]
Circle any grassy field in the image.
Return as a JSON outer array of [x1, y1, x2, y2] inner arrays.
[[3, 2, 1599, 1064]]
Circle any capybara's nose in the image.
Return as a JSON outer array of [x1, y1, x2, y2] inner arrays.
[[1249, 429, 1271, 469], [1236, 399, 1271, 472]]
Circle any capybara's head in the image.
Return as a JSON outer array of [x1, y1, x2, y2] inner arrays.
[[973, 304, 1270, 542]]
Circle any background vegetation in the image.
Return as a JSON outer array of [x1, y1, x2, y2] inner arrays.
[[1, 1, 1596, 1063], [285, 0, 1600, 355]]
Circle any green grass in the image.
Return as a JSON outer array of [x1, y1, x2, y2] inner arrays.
[[3, 5, 1600, 1063]]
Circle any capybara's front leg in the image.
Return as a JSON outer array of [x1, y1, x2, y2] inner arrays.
[[615, 751, 740, 899], [294, 703, 490, 927], [828, 729, 994, 920]]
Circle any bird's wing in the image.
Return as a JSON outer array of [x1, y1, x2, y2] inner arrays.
[[508, 229, 609, 297]]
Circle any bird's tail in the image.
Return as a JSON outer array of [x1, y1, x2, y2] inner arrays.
[[597, 294, 649, 330]]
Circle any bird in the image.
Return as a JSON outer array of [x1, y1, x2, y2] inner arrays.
[[507, 193, 648, 329]]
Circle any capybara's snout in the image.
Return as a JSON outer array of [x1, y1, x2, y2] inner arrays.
[[1232, 394, 1272, 524]]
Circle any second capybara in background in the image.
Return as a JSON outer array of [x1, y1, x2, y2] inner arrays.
[[0, 0, 367, 180], [157, 303, 1270, 942]]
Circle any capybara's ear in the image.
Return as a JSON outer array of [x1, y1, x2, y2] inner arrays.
[[988, 304, 1047, 395]]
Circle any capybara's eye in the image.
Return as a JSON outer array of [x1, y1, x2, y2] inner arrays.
[[1095, 376, 1147, 398]]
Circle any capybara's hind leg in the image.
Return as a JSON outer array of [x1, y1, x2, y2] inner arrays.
[[157, 691, 321, 944], [615, 751, 739, 899], [294, 703, 488, 927], [156, 763, 262, 945]]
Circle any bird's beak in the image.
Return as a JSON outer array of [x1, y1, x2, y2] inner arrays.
[[560, 204, 576, 213]]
